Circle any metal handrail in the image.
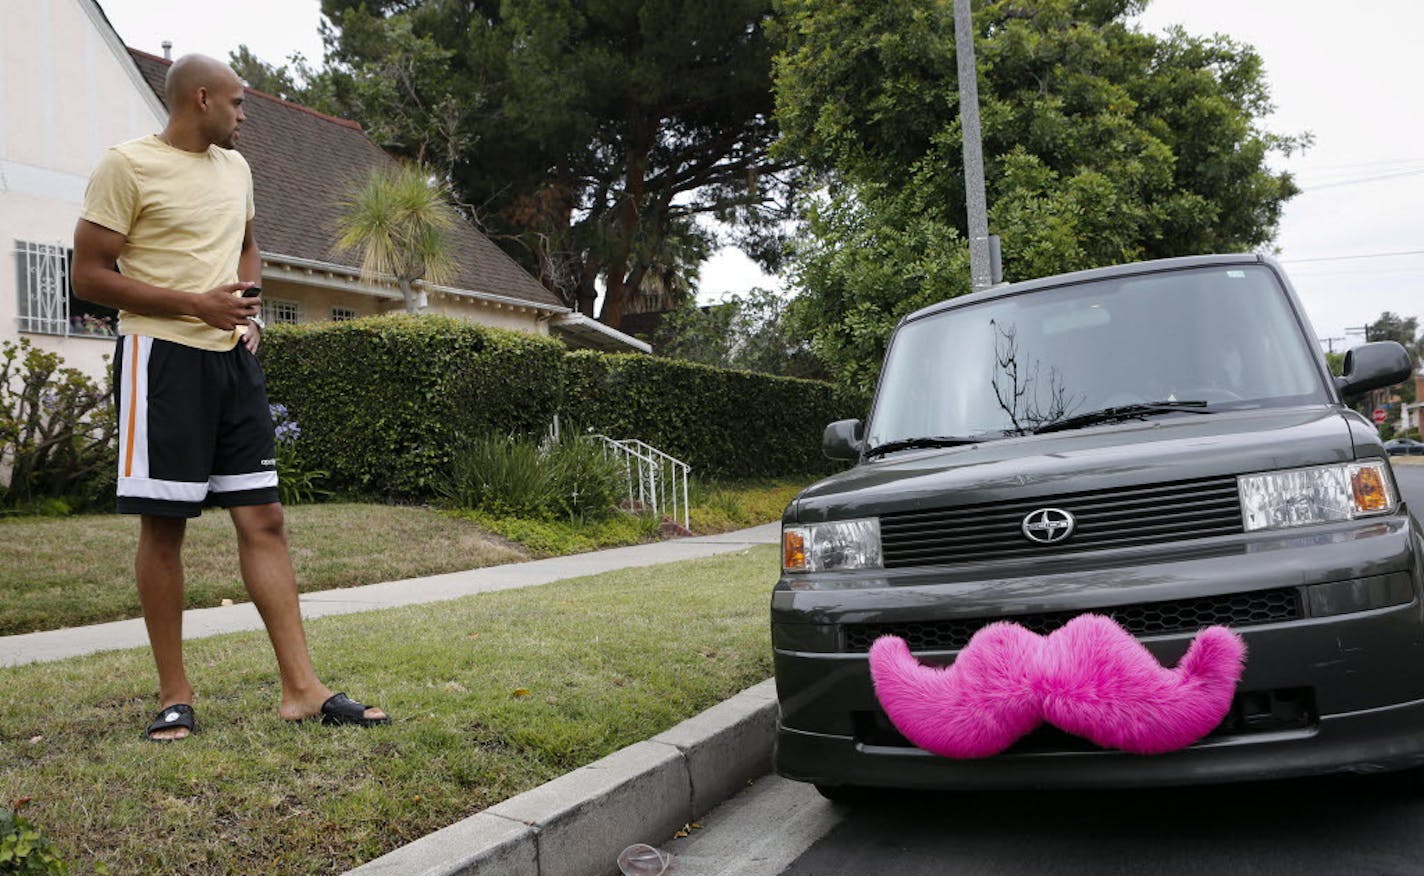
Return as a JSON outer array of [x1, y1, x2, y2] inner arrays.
[[591, 434, 691, 530]]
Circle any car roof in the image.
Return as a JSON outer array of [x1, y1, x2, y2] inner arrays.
[[901, 253, 1272, 325]]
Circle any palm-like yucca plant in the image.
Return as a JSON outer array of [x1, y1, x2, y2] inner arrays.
[[335, 162, 460, 314]]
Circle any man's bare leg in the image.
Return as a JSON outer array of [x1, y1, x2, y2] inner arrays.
[[229, 502, 385, 722], [137, 514, 194, 740]]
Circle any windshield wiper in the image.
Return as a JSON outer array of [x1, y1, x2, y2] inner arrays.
[[864, 435, 990, 458], [1034, 401, 1213, 435]]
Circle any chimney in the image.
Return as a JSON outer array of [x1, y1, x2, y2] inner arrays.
[[161, 40, 172, 60]]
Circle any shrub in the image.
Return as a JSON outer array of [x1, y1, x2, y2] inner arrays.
[[0, 340, 116, 513], [0, 799, 70, 875], [437, 434, 558, 517], [543, 431, 626, 521], [437, 432, 626, 521]]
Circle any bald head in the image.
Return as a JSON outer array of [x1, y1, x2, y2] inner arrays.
[[164, 54, 241, 107], [162, 54, 246, 149]]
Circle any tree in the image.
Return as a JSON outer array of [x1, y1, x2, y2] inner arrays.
[[317, 0, 799, 329], [773, 0, 1307, 390], [229, 45, 326, 104], [335, 162, 460, 314], [648, 288, 828, 379]]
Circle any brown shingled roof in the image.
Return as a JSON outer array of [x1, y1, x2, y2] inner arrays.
[[127, 49, 562, 310]]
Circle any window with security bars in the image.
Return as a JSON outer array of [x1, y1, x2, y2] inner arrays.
[[330, 306, 357, 322], [13, 240, 119, 337], [263, 298, 301, 325]]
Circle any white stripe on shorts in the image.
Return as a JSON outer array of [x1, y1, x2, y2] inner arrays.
[[209, 471, 279, 494], [117, 475, 208, 503]]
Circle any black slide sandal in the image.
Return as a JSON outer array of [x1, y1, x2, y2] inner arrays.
[[319, 692, 390, 727], [145, 704, 196, 742]]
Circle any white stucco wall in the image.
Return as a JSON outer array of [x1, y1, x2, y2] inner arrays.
[[1, 0, 167, 378]]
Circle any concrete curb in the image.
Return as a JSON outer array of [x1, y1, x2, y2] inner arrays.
[[346, 679, 778, 876]]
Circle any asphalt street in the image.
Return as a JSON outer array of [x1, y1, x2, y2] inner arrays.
[[665, 461, 1424, 876]]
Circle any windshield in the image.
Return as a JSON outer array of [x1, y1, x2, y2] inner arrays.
[[866, 264, 1329, 448]]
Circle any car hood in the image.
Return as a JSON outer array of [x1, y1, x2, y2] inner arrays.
[[793, 406, 1354, 523]]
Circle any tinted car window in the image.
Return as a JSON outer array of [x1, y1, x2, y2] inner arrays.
[[867, 265, 1329, 447]]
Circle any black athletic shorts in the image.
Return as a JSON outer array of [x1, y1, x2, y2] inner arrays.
[[113, 335, 279, 518]]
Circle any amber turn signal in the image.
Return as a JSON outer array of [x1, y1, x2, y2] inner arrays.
[[1350, 463, 1392, 514], [783, 528, 807, 571]]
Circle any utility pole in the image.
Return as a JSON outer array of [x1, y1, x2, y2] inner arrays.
[[1318, 336, 1344, 354], [953, 0, 993, 291]]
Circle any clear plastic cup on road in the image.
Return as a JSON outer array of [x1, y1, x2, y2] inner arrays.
[[616, 842, 672, 875]]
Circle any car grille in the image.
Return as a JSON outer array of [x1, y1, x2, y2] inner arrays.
[[841, 586, 1302, 653], [878, 475, 1244, 568]]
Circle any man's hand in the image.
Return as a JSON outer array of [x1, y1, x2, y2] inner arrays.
[[242, 319, 262, 353], [191, 282, 261, 331]]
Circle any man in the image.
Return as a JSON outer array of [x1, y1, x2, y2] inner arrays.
[[73, 54, 388, 740]]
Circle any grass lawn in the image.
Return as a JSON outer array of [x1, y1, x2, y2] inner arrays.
[[0, 545, 779, 875], [0, 504, 527, 636], [0, 478, 811, 636]]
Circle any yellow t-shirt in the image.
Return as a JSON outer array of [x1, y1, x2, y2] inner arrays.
[[81, 135, 255, 351]]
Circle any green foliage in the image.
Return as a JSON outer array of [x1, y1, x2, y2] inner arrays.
[[0, 340, 116, 513], [261, 316, 857, 498], [772, 0, 1307, 386], [317, 0, 796, 325], [438, 432, 632, 522], [542, 431, 628, 521], [269, 404, 333, 506], [260, 315, 567, 500], [649, 288, 828, 380], [0, 800, 70, 875], [438, 434, 556, 518], [335, 161, 461, 314], [457, 508, 662, 555], [563, 350, 862, 479]]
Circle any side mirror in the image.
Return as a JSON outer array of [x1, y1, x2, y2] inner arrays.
[[1336, 341, 1413, 399], [823, 419, 864, 461]]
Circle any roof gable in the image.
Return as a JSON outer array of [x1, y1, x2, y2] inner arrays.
[[127, 49, 562, 310]]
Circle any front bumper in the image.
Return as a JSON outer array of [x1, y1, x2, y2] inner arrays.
[[772, 516, 1424, 789]]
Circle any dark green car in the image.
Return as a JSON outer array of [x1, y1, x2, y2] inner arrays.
[[773, 254, 1423, 796]]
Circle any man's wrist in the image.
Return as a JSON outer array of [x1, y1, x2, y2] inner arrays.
[[248, 313, 264, 330]]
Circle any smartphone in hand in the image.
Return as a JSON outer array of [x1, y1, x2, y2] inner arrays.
[[242, 285, 262, 298]]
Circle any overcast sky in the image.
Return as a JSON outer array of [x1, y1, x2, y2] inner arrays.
[[97, 0, 1424, 349]]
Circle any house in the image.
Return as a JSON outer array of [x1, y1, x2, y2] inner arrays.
[[2, 0, 646, 383], [1, 0, 168, 375]]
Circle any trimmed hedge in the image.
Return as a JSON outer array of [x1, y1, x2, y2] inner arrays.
[[260, 316, 862, 498], [563, 351, 854, 478], [261, 316, 564, 498]]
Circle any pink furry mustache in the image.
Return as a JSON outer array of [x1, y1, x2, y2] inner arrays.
[[869, 614, 1247, 758]]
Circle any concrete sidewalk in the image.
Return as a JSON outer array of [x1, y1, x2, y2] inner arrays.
[[0, 522, 780, 667]]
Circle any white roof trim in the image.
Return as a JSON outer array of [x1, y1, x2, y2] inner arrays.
[[82, 1, 169, 121], [550, 313, 652, 354], [260, 252, 569, 314]]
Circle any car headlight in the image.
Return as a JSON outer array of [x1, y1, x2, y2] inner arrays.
[[783, 518, 882, 572], [1238, 461, 1396, 532]]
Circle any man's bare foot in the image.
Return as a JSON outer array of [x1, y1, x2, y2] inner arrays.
[[280, 689, 387, 725]]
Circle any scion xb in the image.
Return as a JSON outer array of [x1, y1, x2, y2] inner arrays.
[[773, 254, 1422, 797]]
